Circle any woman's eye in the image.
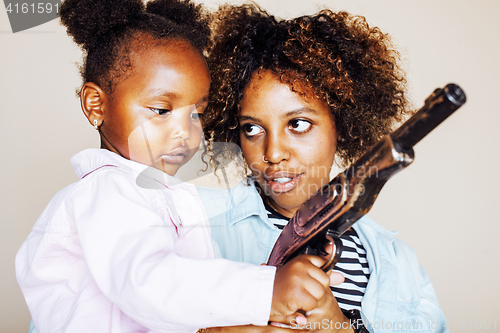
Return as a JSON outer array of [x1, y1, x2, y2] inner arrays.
[[150, 108, 171, 116], [289, 119, 312, 133], [242, 124, 264, 137]]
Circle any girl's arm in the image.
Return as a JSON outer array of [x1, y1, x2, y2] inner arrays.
[[73, 170, 276, 332], [74, 170, 330, 332]]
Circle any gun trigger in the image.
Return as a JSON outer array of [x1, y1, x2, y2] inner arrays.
[[317, 244, 328, 257], [320, 234, 343, 273], [303, 245, 317, 256]]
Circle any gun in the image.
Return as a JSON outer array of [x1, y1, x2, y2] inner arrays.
[[267, 83, 466, 272]]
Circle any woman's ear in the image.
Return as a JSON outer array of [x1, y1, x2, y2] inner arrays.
[[80, 82, 107, 129]]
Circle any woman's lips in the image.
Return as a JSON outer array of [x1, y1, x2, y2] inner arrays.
[[159, 147, 188, 164], [265, 172, 302, 193]]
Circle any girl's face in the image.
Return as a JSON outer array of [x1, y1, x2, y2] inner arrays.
[[239, 70, 337, 218], [100, 41, 210, 176]]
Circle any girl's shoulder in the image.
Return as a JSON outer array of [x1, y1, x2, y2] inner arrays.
[[32, 150, 154, 233], [71, 149, 135, 180], [69, 148, 151, 193], [31, 165, 132, 225], [69, 156, 158, 211]]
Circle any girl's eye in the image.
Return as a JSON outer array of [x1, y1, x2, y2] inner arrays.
[[289, 119, 312, 133], [242, 124, 264, 137], [191, 113, 203, 121], [150, 108, 171, 116]]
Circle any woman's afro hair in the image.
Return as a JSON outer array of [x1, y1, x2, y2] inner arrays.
[[204, 4, 411, 169]]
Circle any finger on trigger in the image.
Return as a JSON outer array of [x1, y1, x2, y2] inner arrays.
[[304, 254, 327, 268]]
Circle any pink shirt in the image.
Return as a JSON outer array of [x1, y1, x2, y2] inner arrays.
[[16, 149, 275, 333]]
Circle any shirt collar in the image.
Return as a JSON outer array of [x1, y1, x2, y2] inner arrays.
[[226, 179, 274, 228], [70, 148, 185, 188], [225, 180, 398, 235]]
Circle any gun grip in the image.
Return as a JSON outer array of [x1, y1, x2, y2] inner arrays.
[[321, 233, 343, 272]]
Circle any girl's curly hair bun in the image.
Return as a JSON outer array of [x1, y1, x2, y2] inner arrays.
[[147, 0, 203, 27], [146, 0, 209, 50], [60, 0, 144, 50], [60, 0, 209, 94]]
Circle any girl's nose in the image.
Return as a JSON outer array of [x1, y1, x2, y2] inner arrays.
[[171, 105, 196, 141], [264, 132, 291, 164]]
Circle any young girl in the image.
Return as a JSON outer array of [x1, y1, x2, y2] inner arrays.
[[15, 0, 335, 332], [200, 4, 447, 332]]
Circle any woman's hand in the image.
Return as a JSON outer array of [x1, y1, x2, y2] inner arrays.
[[270, 255, 331, 324], [300, 288, 353, 333], [205, 325, 307, 333]]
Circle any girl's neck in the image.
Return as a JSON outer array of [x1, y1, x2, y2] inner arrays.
[[100, 134, 122, 157]]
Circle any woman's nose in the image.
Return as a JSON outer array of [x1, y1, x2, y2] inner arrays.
[[264, 132, 291, 164]]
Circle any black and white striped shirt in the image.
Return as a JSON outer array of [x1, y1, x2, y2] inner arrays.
[[264, 201, 371, 311]]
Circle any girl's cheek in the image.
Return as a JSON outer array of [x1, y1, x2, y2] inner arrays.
[[127, 126, 149, 160]]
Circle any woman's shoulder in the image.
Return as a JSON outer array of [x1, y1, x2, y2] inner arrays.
[[354, 215, 398, 239], [354, 216, 421, 263], [354, 216, 423, 272]]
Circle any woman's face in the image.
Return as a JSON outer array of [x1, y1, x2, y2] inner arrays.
[[239, 70, 338, 218]]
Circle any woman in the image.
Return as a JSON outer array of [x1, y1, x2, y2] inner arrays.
[[200, 4, 447, 332]]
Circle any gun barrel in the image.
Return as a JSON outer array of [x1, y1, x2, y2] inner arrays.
[[391, 83, 466, 150], [267, 84, 467, 270]]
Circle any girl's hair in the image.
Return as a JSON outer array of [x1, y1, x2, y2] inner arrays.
[[204, 4, 410, 170], [60, 0, 209, 94]]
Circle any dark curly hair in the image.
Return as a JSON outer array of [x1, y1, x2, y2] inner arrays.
[[59, 0, 210, 94], [203, 4, 410, 170]]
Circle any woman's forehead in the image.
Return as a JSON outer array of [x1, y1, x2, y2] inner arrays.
[[245, 68, 316, 100]]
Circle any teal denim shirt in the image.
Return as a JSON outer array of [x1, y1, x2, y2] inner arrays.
[[198, 181, 448, 333], [29, 180, 448, 333]]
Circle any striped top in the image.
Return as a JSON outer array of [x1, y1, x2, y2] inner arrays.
[[264, 200, 371, 311]]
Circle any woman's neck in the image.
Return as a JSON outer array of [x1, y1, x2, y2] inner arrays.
[[264, 195, 296, 219]]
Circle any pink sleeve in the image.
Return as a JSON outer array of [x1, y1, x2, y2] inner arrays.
[[74, 172, 276, 332]]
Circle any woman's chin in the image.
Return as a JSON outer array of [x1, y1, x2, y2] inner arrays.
[[268, 194, 306, 217]]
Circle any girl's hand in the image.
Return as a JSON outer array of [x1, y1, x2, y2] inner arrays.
[[270, 255, 331, 325]]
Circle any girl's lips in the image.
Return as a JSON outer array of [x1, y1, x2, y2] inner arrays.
[[160, 154, 185, 164], [160, 147, 188, 164], [265, 173, 302, 193]]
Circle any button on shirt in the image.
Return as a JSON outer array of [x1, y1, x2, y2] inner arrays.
[[16, 149, 276, 333]]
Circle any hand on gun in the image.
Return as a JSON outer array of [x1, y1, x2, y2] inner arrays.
[[300, 246, 353, 332], [270, 252, 346, 327], [204, 249, 348, 333], [300, 287, 353, 333]]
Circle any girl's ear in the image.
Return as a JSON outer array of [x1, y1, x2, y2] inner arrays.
[[80, 82, 107, 128]]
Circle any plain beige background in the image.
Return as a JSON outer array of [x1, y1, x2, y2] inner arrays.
[[1, 0, 499, 332]]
